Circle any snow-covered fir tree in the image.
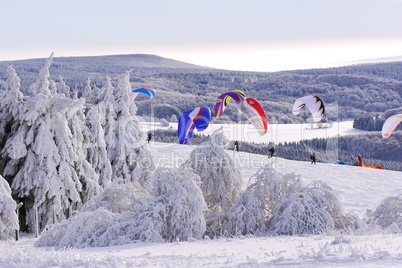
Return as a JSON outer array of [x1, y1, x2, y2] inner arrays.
[[1, 56, 101, 231], [99, 72, 155, 184], [54, 76, 71, 98], [28, 52, 54, 97], [182, 128, 242, 213], [0, 175, 18, 240], [84, 106, 112, 188], [0, 66, 24, 174], [182, 128, 242, 237], [97, 76, 117, 161]]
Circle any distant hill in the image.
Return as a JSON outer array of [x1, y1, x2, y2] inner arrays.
[[0, 54, 211, 95], [0, 54, 209, 70], [1, 53, 402, 123], [352, 55, 402, 64]]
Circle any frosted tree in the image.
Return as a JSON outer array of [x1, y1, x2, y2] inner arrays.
[[131, 167, 207, 242], [0, 66, 24, 169], [0, 175, 18, 240], [367, 194, 402, 231], [160, 118, 169, 127], [222, 166, 301, 236], [303, 181, 345, 229], [81, 77, 102, 104], [3, 95, 101, 231], [84, 106, 112, 188], [222, 189, 267, 236], [81, 78, 93, 103], [103, 72, 155, 184], [83, 180, 150, 214], [36, 167, 207, 248], [183, 128, 242, 213], [169, 114, 178, 123], [97, 76, 117, 162], [54, 76, 71, 98], [1, 56, 101, 231], [271, 180, 347, 235], [28, 52, 54, 97], [271, 192, 334, 235]]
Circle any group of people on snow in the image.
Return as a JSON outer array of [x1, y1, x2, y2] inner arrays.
[[180, 138, 366, 168]]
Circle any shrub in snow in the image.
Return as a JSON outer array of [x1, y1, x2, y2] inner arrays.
[[0, 175, 18, 240], [223, 166, 349, 236], [222, 166, 301, 236], [271, 181, 348, 235], [35, 207, 120, 248], [222, 189, 267, 236], [133, 167, 207, 242], [83, 180, 151, 213], [159, 118, 169, 127], [183, 128, 242, 213], [271, 192, 334, 235], [37, 167, 207, 248], [169, 114, 178, 123], [368, 195, 402, 231], [303, 181, 344, 229]]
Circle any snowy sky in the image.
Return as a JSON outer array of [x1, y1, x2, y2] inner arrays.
[[2, 0, 402, 71]]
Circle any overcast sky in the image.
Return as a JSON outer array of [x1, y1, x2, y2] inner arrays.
[[2, 0, 402, 71]]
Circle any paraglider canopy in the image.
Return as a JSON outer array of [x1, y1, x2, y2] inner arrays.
[[241, 97, 268, 136], [132, 86, 156, 100], [215, 90, 245, 118], [382, 114, 402, 138], [178, 106, 211, 144], [292, 95, 325, 122], [215, 91, 268, 136]]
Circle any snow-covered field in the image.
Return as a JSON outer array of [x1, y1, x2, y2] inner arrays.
[[1, 122, 401, 268], [140, 120, 369, 144]]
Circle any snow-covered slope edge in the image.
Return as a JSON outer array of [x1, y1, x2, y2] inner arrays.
[[148, 142, 401, 218]]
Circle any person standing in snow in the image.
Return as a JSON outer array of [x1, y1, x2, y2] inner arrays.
[[234, 141, 239, 152], [268, 147, 275, 158], [147, 132, 153, 143], [310, 152, 316, 164], [357, 154, 364, 167]]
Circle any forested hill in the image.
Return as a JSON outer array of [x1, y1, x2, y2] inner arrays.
[[0, 54, 208, 72], [282, 61, 402, 81], [1, 54, 402, 122], [0, 54, 210, 94]]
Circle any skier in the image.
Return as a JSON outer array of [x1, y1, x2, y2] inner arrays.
[[234, 141, 239, 152], [310, 152, 316, 164], [268, 147, 275, 158]]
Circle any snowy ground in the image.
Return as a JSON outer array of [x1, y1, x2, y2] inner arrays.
[[1, 123, 401, 268]]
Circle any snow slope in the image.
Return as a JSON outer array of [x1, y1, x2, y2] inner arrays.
[[0, 141, 401, 268]]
